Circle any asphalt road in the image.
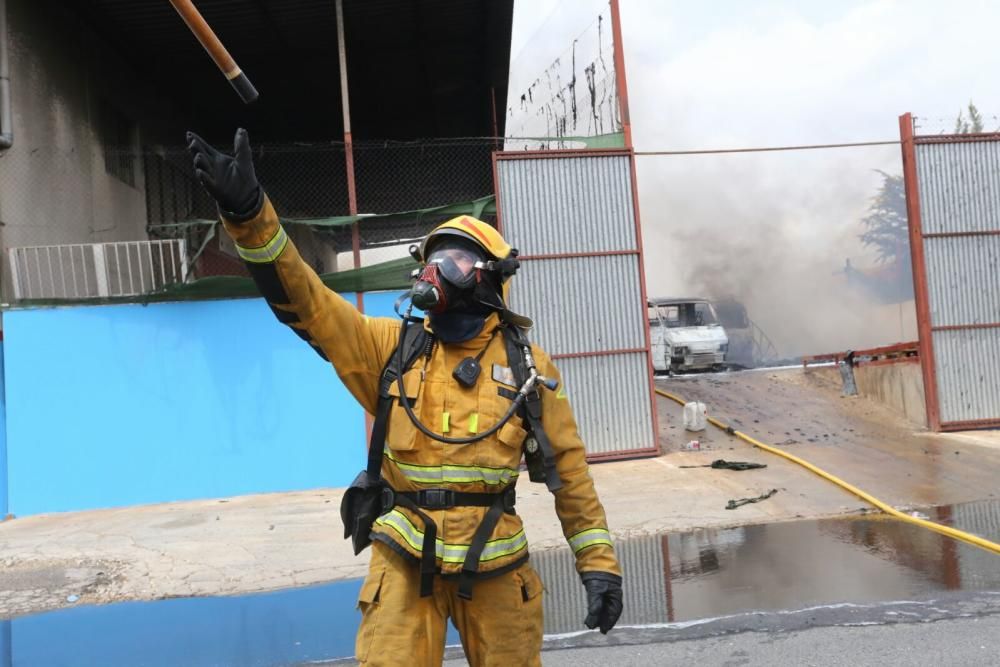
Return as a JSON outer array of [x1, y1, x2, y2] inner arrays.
[[441, 592, 1000, 667], [526, 617, 1000, 667]]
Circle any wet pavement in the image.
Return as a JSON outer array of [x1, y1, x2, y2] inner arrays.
[[655, 370, 1000, 510], [5, 499, 1000, 665]]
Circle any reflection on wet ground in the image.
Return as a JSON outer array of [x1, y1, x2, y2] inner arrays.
[[534, 498, 1000, 636], [4, 500, 1000, 665]]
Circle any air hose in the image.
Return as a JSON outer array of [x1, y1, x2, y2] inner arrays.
[[655, 387, 1000, 557]]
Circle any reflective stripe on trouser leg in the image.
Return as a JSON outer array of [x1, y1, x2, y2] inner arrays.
[[355, 541, 449, 666]]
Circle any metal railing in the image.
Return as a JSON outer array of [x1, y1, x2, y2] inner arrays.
[[8, 239, 189, 301], [802, 341, 919, 368]]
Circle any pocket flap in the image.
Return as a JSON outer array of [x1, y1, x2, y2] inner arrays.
[[387, 369, 421, 400], [357, 568, 386, 607], [498, 420, 527, 449], [517, 566, 544, 602]]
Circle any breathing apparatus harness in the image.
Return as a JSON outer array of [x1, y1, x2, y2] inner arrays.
[[340, 242, 563, 600]]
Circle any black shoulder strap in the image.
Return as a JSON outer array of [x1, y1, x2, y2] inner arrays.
[[366, 319, 432, 479], [501, 326, 563, 493]]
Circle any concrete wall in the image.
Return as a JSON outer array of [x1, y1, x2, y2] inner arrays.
[[1, 291, 404, 516], [0, 1, 179, 299], [854, 361, 927, 427], [810, 361, 927, 427]]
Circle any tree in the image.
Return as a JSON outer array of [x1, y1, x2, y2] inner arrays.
[[856, 170, 914, 302], [954, 101, 984, 133], [860, 171, 908, 263]]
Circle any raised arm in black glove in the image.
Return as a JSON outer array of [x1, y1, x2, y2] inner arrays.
[[186, 128, 263, 222], [581, 571, 623, 634]]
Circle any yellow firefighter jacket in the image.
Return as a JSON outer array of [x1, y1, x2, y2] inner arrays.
[[221, 196, 621, 579]]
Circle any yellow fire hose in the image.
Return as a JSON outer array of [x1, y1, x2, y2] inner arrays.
[[655, 387, 1000, 557]]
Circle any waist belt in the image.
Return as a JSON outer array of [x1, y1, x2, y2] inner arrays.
[[381, 485, 517, 599]]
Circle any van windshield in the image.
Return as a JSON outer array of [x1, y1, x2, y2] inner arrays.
[[651, 302, 719, 328]]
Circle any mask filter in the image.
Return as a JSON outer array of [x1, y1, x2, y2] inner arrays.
[[411, 264, 447, 313]]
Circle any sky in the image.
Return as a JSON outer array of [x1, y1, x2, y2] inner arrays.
[[507, 0, 1000, 355]]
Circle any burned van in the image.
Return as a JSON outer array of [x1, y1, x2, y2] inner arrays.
[[647, 297, 729, 373]]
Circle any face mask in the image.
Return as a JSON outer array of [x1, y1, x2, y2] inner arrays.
[[411, 242, 486, 314]]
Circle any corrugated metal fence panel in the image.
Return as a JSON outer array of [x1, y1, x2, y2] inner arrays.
[[510, 255, 646, 356], [916, 141, 1000, 235], [496, 153, 657, 457], [497, 155, 637, 255], [913, 138, 1000, 428], [555, 354, 654, 456], [532, 535, 668, 635], [923, 236, 1000, 326], [931, 329, 1000, 424]]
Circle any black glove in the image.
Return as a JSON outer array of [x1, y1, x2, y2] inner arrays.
[[581, 571, 623, 634], [186, 128, 263, 222]]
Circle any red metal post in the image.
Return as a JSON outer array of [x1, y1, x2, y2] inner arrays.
[[609, 0, 633, 149], [899, 113, 940, 430], [491, 151, 504, 234], [661, 534, 675, 623], [490, 85, 500, 151], [628, 148, 661, 455]]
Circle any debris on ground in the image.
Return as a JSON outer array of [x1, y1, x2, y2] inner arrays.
[[679, 460, 767, 471], [726, 489, 779, 510]]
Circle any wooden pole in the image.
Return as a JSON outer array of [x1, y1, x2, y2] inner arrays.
[[168, 0, 259, 104]]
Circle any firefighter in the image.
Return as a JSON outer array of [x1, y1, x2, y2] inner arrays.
[[187, 129, 623, 666]]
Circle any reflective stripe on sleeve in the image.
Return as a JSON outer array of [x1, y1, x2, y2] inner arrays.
[[235, 226, 289, 264], [374, 510, 528, 563], [383, 449, 519, 486], [568, 528, 614, 554]]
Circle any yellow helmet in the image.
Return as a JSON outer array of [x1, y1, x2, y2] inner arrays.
[[415, 216, 533, 329], [420, 216, 512, 263]]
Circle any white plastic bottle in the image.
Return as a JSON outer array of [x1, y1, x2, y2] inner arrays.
[[683, 401, 708, 431]]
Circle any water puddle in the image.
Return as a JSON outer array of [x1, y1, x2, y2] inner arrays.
[[4, 499, 1000, 665], [534, 499, 1000, 636]]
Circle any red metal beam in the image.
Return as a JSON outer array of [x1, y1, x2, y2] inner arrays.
[[914, 132, 1000, 144], [494, 147, 631, 159], [931, 322, 1000, 332], [939, 418, 1000, 432], [802, 352, 842, 368], [922, 230, 1000, 238], [586, 447, 660, 462], [518, 249, 639, 261], [900, 112, 941, 431], [862, 356, 920, 368], [551, 347, 648, 361]]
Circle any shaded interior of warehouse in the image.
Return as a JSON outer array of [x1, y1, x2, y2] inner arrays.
[[57, 0, 512, 231]]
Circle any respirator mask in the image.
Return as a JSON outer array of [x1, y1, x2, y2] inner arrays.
[[411, 240, 492, 314]]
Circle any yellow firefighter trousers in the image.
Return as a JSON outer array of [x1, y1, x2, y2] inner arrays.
[[356, 541, 544, 666]]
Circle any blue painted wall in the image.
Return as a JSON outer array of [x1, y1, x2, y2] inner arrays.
[[2, 292, 404, 516], [0, 341, 7, 519]]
